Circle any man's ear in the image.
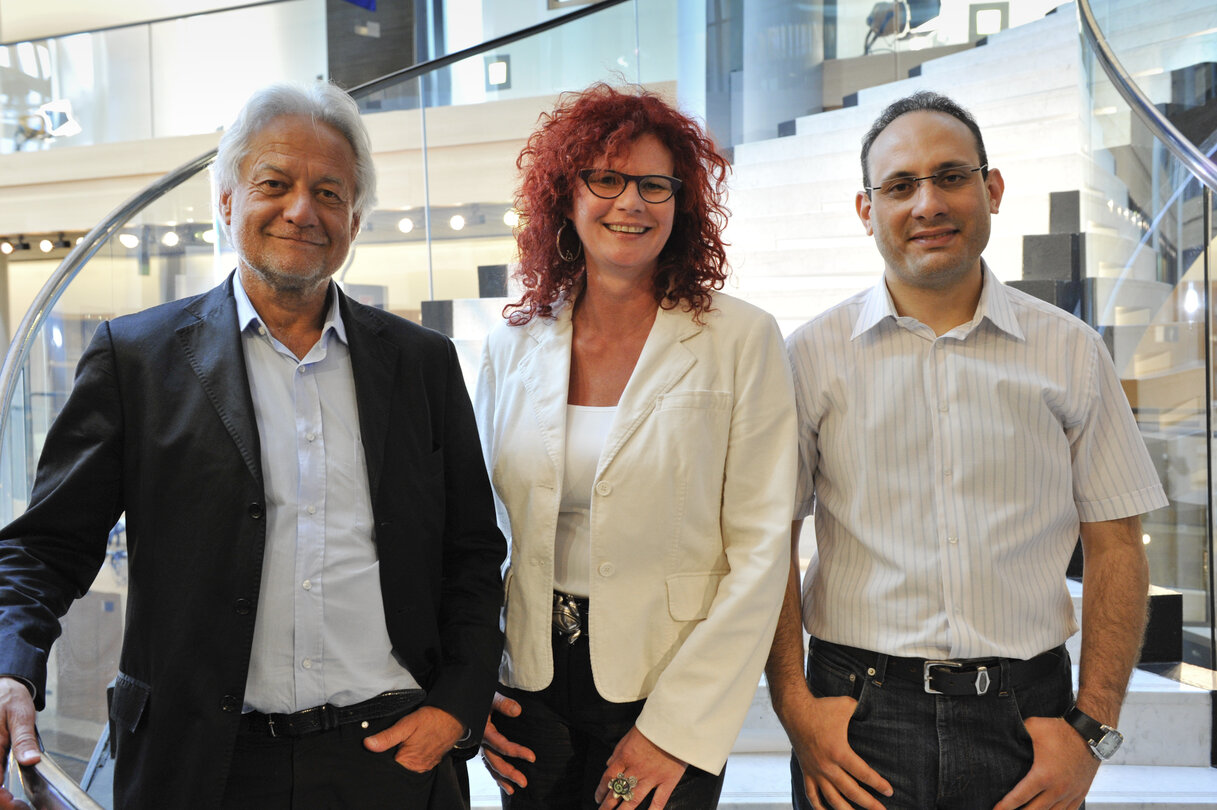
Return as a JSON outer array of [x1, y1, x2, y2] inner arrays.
[[985, 168, 1005, 214], [350, 212, 361, 239], [856, 190, 874, 236], [219, 190, 233, 226]]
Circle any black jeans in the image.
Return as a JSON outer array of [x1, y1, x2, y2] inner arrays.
[[495, 623, 725, 809], [791, 639, 1075, 810]]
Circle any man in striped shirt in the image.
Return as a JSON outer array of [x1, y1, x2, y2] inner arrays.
[[766, 92, 1168, 810]]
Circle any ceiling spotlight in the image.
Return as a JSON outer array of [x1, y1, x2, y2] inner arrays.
[[397, 216, 415, 234], [118, 233, 140, 249], [201, 229, 217, 245], [39, 239, 53, 253], [503, 209, 520, 228], [1, 241, 13, 255], [449, 215, 466, 231], [161, 231, 180, 247]]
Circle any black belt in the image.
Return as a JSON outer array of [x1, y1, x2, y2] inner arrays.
[[239, 689, 425, 738], [813, 639, 1064, 697]]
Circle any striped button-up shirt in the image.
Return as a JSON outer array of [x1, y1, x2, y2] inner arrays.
[[787, 264, 1168, 660]]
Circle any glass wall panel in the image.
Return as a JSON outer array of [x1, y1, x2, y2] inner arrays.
[[1082, 0, 1217, 667]]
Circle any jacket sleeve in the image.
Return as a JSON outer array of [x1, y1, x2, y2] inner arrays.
[[632, 311, 798, 773], [0, 323, 125, 707], [420, 336, 507, 739]]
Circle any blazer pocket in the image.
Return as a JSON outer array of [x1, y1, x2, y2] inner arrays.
[[666, 571, 728, 622], [657, 390, 731, 412], [110, 671, 151, 735]]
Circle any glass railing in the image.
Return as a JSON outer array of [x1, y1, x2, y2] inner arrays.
[[1078, 0, 1217, 668]]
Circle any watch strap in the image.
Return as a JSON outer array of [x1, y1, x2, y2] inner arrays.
[[1064, 705, 1121, 760]]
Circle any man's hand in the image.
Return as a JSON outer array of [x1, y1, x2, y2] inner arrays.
[[363, 706, 464, 773], [992, 716, 1098, 810], [479, 692, 536, 794], [786, 692, 891, 810], [593, 726, 686, 810], [0, 678, 39, 782]]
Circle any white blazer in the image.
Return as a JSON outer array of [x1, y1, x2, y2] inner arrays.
[[474, 291, 796, 774]]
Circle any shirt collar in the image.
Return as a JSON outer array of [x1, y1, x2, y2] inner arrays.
[[850, 260, 1024, 342], [233, 272, 348, 346]]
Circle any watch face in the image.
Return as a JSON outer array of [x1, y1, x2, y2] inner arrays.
[[1092, 727, 1124, 760]]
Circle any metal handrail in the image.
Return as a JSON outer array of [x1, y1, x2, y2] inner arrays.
[[1077, 0, 1217, 191], [0, 150, 215, 459], [6, 750, 105, 810]]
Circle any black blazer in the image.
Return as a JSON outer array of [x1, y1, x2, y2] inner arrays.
[[0, 276, 505, 809]]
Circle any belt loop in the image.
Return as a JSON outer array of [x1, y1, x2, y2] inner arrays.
[[997, 657, 1012, 696], [871, 652, 888, 688]]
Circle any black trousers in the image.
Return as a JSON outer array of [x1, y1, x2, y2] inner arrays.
[[221, 710, 466, 809]]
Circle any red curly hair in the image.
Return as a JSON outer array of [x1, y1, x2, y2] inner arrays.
[[507, 83, 731, 325]]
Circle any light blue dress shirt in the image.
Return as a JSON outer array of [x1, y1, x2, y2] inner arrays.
[[233, 274, 419, 713]]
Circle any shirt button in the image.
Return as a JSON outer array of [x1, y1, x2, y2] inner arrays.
[[297, 367, 306, 375], [257, 326, 267, 336], [306, 433, 316, 442], [948, 536, 958, 545], [302, 658, 313, 670], [306, 505, 317, 515], [248, 503, 263, 519], [302, 580, 312, 590], [594, 481, 612, 496], [234, 598, 252, 615], [220, 695, 240, 712], [598, 562, 616, 577]]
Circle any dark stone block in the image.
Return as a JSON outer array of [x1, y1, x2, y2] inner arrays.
[[778, 119, 796, 138], [1049, 190, 1081, 235], [1007, 279, 1080, 314], [478, 264, 508, 299], [420, 299, 453, 337], [1142, 587, 1183, 664], [1022, 232, 1084, 283]]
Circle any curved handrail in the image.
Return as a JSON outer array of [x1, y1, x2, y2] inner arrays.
[[1078, 0, 1217, 191], [5, 750, 105, 810], [0, 150, 216, 460]]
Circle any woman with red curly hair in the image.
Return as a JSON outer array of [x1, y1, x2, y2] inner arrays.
[[474, 83, 797, 809]]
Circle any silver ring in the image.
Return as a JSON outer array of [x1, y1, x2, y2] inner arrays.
[[608, 772, 638, 802]]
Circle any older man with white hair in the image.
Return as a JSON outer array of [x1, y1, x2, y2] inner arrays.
[[0, 82, 505, 809]]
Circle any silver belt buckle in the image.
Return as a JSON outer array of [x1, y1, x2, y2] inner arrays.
[[923, 660, 991, 695], [552, 593, 582, 645]]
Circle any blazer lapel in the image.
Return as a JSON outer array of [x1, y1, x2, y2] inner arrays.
[[339, 291, 396, 504], [515, 306, 573, 488], [598, 306, 701, 476], [176, 277, 262, 485]]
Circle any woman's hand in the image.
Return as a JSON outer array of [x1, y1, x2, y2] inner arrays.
[[479, 692, 536, 795], [594, 726, 687, 809]]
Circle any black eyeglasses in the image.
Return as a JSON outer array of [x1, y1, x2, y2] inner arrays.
[[866, 165, 987, 201], [578, 169, 683, 204]]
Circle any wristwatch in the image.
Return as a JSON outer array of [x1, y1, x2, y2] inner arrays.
[[1064, 705, 1124, 761]]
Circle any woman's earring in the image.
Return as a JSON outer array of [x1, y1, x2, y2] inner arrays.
[[556, 220, 583, 263]]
